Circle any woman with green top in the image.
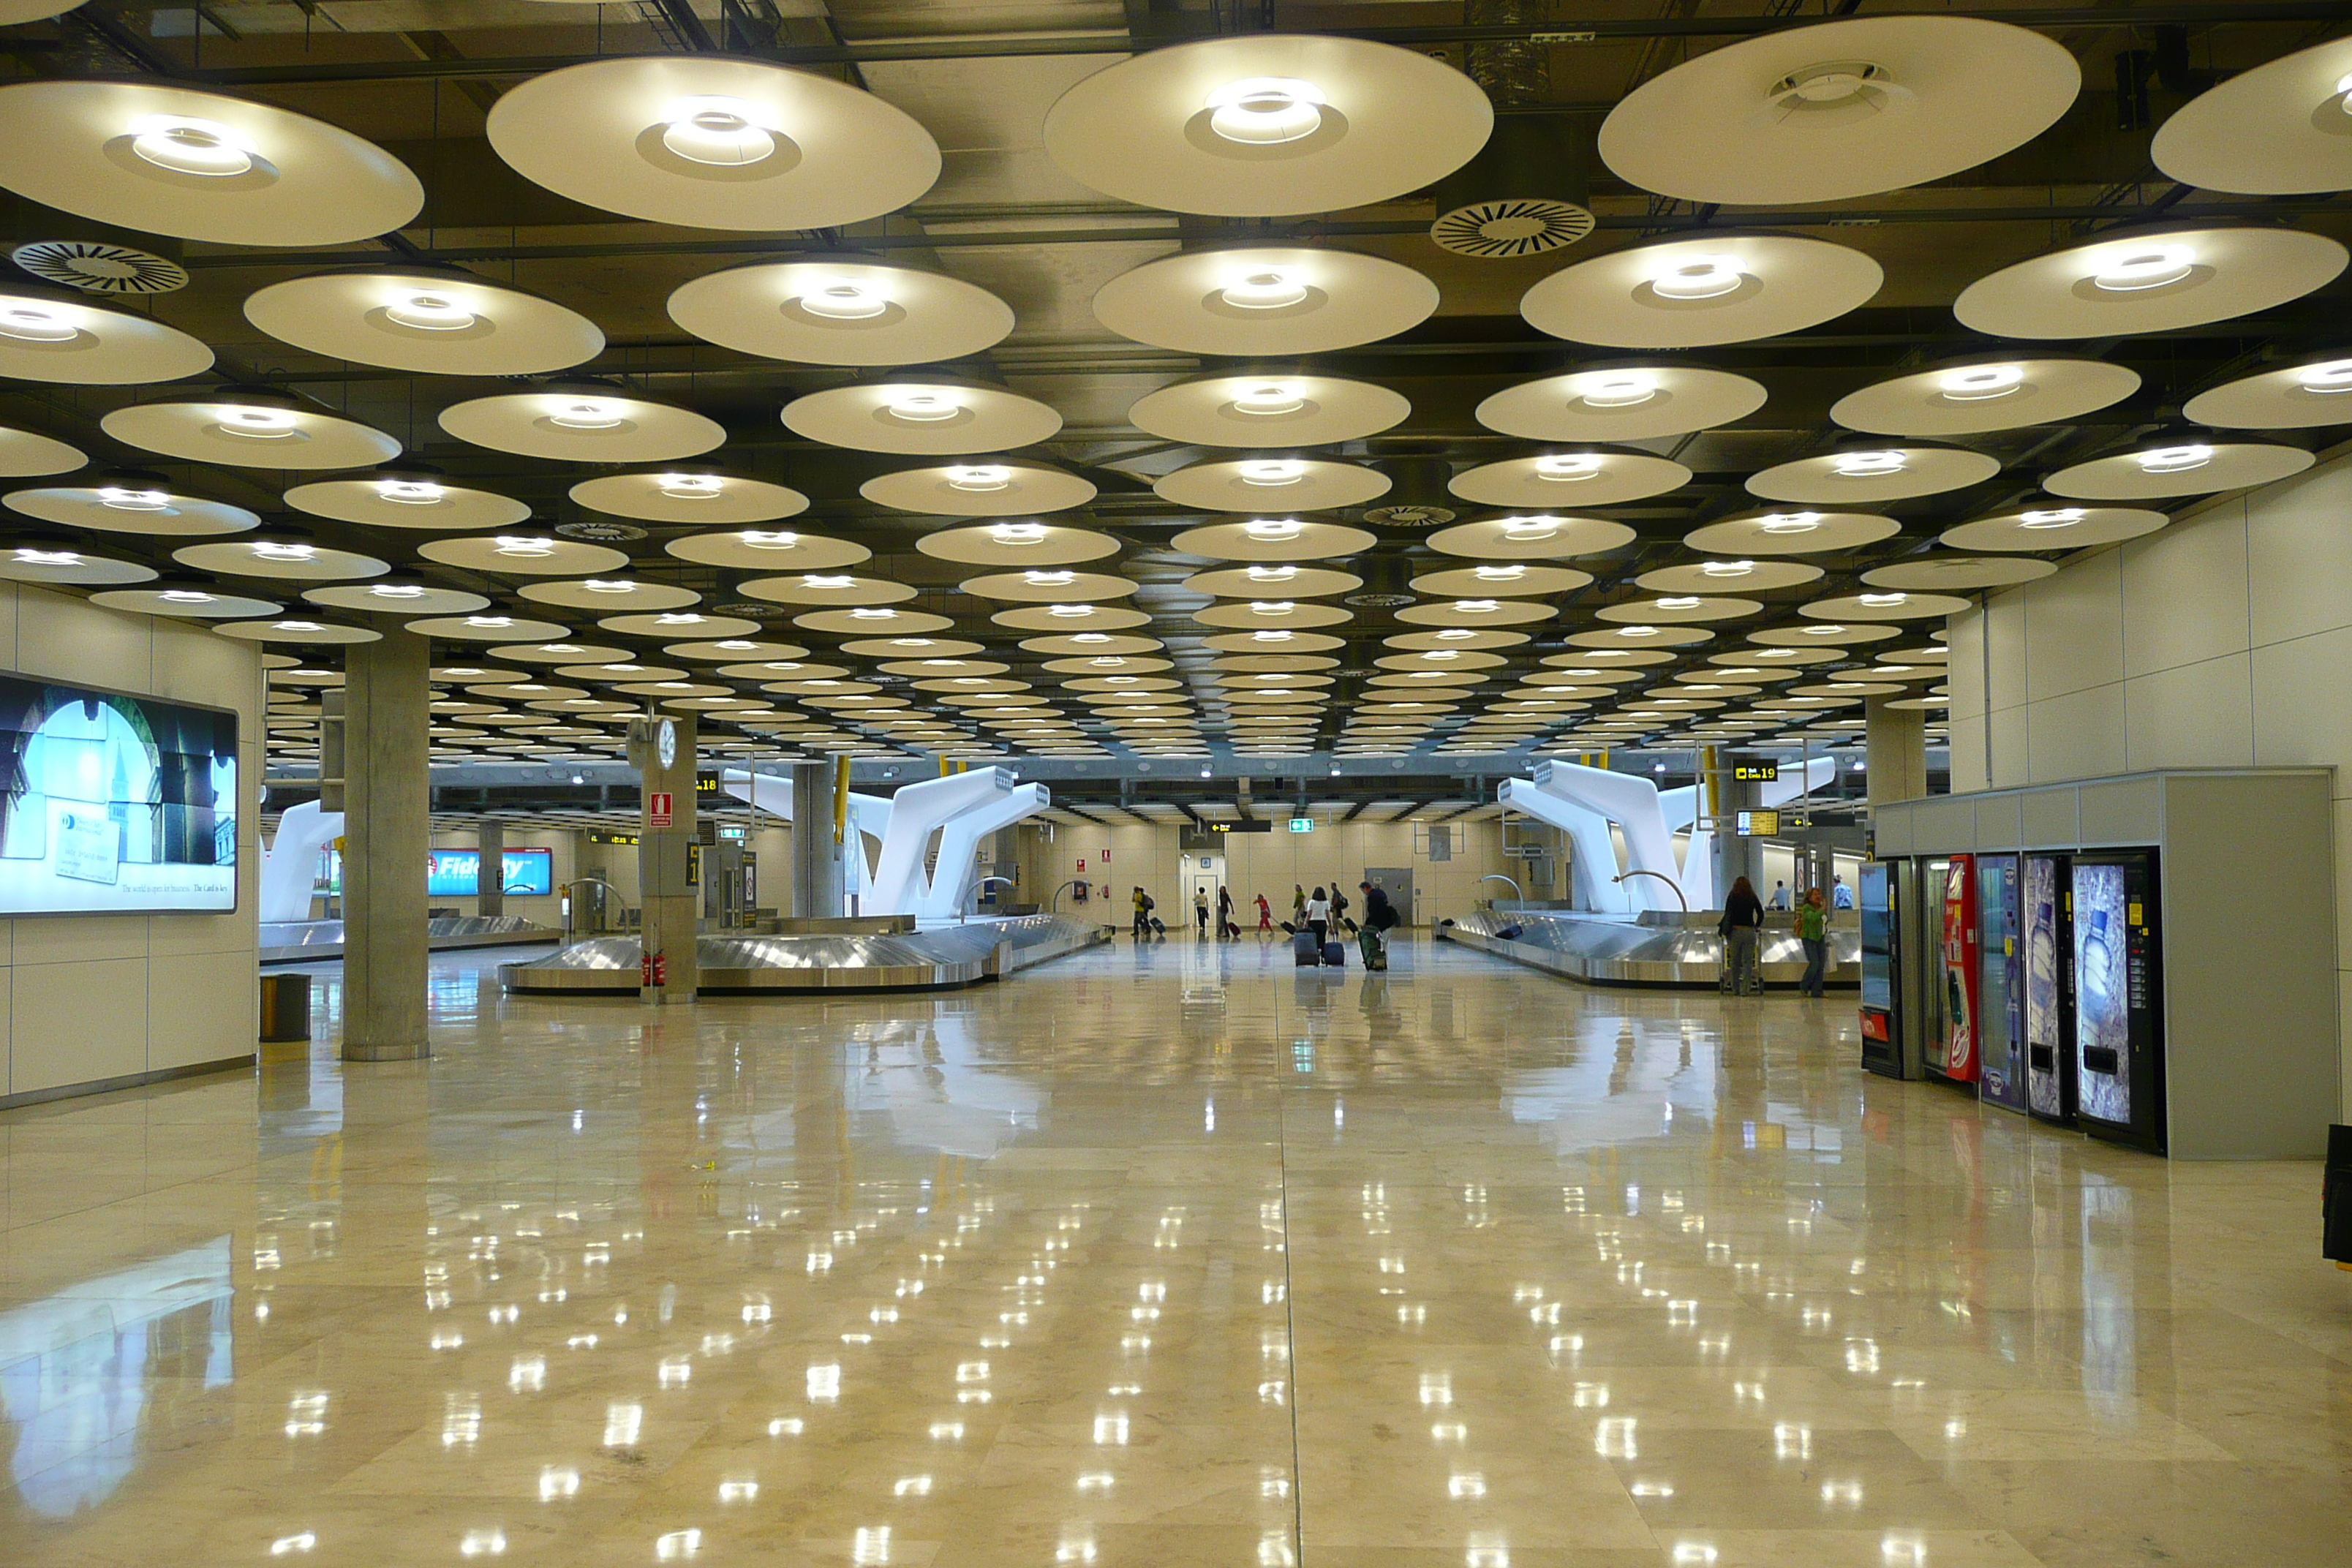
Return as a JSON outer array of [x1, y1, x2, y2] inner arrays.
[[1797, 886, 1829, 998]]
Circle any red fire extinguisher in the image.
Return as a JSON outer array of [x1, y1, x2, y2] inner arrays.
[[641, 949, 668, 988]]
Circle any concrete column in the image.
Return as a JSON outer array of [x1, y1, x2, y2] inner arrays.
[[1865, 698, 1929, 808], [790, 761, 843, 921], [475, 817, 504, 917], [637, 715, 699, 1002], [342, 623, 431, 1062]]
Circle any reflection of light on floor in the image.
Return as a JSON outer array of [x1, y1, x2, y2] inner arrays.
[[0, 1237, 234, 1516]]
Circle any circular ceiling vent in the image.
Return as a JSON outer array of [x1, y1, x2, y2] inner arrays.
[[1342, 589, 1417, 607], [1360, 501, 1458, 528], [554, 519, 648, 543], [707, 600, 779, 621], [1430, 198, 1596, 260], [12, 239, 188, 295]]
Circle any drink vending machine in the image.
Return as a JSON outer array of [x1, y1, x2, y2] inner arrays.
[[1934, 854, 1980, 1085], [1858, 861, 1902, 1077], [1978, 855, 2027, 1112], [2070, 852, 2166, 1152], [2023, 853, 2075, 1125]]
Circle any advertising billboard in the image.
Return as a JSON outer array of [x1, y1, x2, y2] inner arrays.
[[2072, 859, 2133, 1126], [426, 848, 554, 898], [0, 675, 238, 915]]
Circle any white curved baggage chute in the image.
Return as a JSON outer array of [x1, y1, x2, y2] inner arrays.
[[259, 799, 342, 923]]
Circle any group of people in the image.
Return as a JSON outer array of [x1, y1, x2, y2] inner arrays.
[[1129, 879, 1403, 963], [1717, 875, 1833, 997]]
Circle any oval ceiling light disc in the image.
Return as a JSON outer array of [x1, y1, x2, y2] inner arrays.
[[917, 524, 1119, 568], [1129, 371, 1408, 448], [1094, 246, 1437, 355], [1746, 443, 2001, 504], [418, 536, 632, 577], [862, 459, 1093, 517], [1448, 449, 1689, 508], [1564, 625, 1712, 649], [992, 604, 1152, 633], [1749, 621, 1901, 647], [1194, 600, 1351, 630], [2152, 37, 2352, 195], [1598, 16, 2078, 205], [668, 255, 1012, 365], [1407, 563, 1591, 598], [783, 380, 1060, 456], [0, 2, 93, 20], [0, 80, 421, 245], [1477, 364, 1766, 442], [1831, 355, 2141, 437], [1523, 233, 1882, 350], [1595, 595, 1760, 625], [2043, 439, 2313, 500], [0, 281, 213, 385], [92, 586, 280, 619], [958, 570, 1135, 604], [0, 543, 153, 587], [1169, 519, 1376, 562], [101, 393, 401, 471], [6, 480, 258, 537], [1954, 225, 2348, 339], [570, 470, 808, 526], [406, 614, 574, 643], [1801, 592, 1972, 622], [440, 386, 725, 462], [1043, 34, 1492, 217], [1186, 565, 1362, 598], [739, 574, 918, 608], [0, 423, 83, 478], [2182, 354, 2352, 430], [174, 539, 390, 581], [520, 579, 701, 613], [1635, 559, 1823, 594], [1019, 633, 1166, 656], [1425, 514, 1636, 560], [244, 267, 604, 376], [1861, 556, 2057, 592], [309, 582, 489, 614], [285, 473, 530, 531], [794, 607, 955, 636], [1683, 509, 1900, 556], [666, 529, 870, 571], [1938, 505, 2168, 552], [486, 56, 941, 230], [1154, 455, 1389, 513]]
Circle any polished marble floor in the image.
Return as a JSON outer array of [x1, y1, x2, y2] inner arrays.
[[0, 935, 2345, 1567]]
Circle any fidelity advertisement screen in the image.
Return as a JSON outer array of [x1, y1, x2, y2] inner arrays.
[[426, 848, 554, 898], [0, 676, 238, 915]]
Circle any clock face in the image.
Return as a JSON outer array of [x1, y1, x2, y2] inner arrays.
[[656, 718, 677, 769]]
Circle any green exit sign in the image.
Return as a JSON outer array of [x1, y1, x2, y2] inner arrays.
[[1288, 817, 1314, 833]]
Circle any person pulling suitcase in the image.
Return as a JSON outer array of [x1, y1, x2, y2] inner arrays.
[[1358, 881, 1399, 971]]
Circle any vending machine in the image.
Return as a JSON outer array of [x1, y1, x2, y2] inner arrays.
[[2071, 853, 2164, 1151], [1934, 854, 1980, 1085], [1858, 861, 1904, 1077], [2023, 853, 2074, 1125], [1978, 855, 2027, 1112]]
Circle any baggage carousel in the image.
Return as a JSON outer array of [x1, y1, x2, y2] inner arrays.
[[261, 915, 563, 965], [499, 913, 1112, 995], [1439, 908, 1859, 990]]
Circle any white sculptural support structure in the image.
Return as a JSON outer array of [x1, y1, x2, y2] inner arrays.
[[720, 766, 1049, 919], [1527, 758, 1689, 913], [259, 799, 343, 924], [1659, 756, 1836, 911], [1494, 777, 1633, 913]]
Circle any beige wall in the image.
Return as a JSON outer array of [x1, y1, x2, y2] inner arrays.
[[0, 585, 264, 1105], [1943, 443, 2352, 1109], [1009, 816, 1516, 925]]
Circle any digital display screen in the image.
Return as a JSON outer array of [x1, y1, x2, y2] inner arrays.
[[426, 848, 553, 898], [0, 675, 238, 915], [2072, 859, 2132, 1124]]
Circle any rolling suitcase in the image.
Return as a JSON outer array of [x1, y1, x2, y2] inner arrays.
[[1293, 931, 1320, 966], [1322, 941, 1346, 968]]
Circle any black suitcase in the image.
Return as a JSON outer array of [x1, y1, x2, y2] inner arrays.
[[1322, 941, 1346, 968], [1292, 931, 1319, 966]]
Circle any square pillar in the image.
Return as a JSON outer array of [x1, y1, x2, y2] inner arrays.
[[342, 623, 431, 1061], [790, 761, 843, 921], [475, 817, 504, 917], [636, 714, 699, 1002]]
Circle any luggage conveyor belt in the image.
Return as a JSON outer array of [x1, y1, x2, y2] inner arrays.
[[262, 915, 563, 965], [1438, 909, 1860, 990], [499, 913, 1114, 994]]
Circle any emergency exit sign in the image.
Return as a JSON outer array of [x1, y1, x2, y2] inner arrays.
[[1287, 817, 1314, 833]]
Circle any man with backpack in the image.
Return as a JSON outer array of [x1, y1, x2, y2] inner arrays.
[[1131, 886, 1153, 940], [1358, 881, 1400, 970]]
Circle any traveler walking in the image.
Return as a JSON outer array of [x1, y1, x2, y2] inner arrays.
[[1358, 881, 1398, 970], [1218, 885, 1236, 938], [1832, 875, 1854, 910], [1256, 892, 1273, 933], [1719, 875, 1765, 995], [1330, 883, 1353, 935], [1194, 886, 1210, 937], [1305, 886, 1330, 950], [1797, 886, 1829, 998], [1292, 884, 1307, 927], [1768, 880, 1790, 911], [1131, 886, 1152, 940]]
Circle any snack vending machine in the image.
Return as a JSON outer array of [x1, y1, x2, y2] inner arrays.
[[2071, 852, 2166, 1153], [1858, 860, 1905, 1077], [1978, 855, 2027, 1112], [1934, 854, 1980, 1085], [2023, 854, 2075, 1125]]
